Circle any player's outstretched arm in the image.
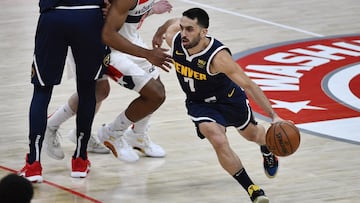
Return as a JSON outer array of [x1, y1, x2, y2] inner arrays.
[[212, 50, 282, 123], [152, 18, 180, 48]]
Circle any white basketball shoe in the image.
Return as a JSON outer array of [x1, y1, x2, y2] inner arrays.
[[43, 127, 65, 160], [124, 127, 166, 158], [97, 124, 139, 162]]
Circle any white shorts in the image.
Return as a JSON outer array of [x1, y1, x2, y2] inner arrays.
[[106, 50, 160, 92], [65, 46, 158, 91]]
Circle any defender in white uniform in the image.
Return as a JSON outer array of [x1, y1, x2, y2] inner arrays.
[[44, 0, 172, 162], [107, 0, 160, 91], [99, 0, 169, 162]]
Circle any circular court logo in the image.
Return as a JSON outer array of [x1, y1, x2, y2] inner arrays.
[[234, 34, 360, 144]]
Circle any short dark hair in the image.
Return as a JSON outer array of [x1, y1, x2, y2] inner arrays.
[[0, 173, 34, 203], [182, 8, 209, 28]]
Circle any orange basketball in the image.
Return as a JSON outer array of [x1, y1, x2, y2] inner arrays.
[[266, 121, 300, 157]]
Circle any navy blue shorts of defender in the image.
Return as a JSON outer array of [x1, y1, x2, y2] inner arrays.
[[32, 7, 104, 86]]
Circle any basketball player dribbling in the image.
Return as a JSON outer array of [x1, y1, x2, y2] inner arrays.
[[153, 7, 286, 203]]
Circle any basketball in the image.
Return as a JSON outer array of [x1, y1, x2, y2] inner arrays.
[[266, 121, 300, 157]]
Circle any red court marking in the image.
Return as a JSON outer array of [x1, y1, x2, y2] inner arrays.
[[235, 35, 360, 124], [350, 74, 360, 98], [0, 165, 102, 203]]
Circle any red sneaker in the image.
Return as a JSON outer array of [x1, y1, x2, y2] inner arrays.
[[18, 154, 43, 183], [71, 157, 91, 178]]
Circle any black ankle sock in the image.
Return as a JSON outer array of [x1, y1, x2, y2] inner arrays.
[[233, 168, 254, 193], [260, 145, 270, 154]]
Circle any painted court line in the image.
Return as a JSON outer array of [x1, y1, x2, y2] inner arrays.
[[179, 0, 324, 37], [0, 165, 102, 203]]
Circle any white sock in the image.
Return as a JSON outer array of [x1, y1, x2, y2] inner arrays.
[[133, 114, 151, 134], [109, 111, 132, 131], [47, 103, 75, 129]]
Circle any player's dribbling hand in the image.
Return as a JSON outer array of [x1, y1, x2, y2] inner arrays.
[[270, 113, 283, 124], [271, 114, 294, 125]]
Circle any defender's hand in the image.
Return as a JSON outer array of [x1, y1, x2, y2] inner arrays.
[[146, 47, 172, 72]]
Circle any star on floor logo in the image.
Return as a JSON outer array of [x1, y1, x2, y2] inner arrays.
[[234, 34, 360, 144], [270, 99, 326, 113]]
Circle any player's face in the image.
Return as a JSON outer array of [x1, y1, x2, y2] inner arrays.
[[179, 17, 204, 49]]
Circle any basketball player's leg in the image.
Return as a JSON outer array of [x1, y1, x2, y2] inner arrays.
[[239, 122, 266, 145], [199, 122, 243, 174], [44, 78, 110, 159], [238, 122, 279, 179], [67, 78, 110, 113], [45, 43, 110, 158], [66, 78, 110, 154], [20, 13, 68, 181], [98, 53, 166, 161], [198, 122, 269, 203], [122, 77, 166, 157], [69, 12, 105, 176], [125, 78, 165, 121], [105, 52, 165, 123]]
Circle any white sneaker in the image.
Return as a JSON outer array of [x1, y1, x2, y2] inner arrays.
[[68, 129, 110, 154], [124, 127, 166, 157], [43, 127, 65, 160], [97, 124, 139, 162]]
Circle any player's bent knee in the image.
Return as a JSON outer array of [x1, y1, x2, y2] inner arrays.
[[207, 133, 229, 150], [95, 80, 110, 102], [141, 81, 166, 105], [95, 87, 110, 102], [151, 89, 166, 105], [240, 124, 264, 143]]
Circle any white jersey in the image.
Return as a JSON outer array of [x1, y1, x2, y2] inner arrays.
[[118, 0, 154, 47], [66, 0, 159, 91], [108, 0, 159, 92]]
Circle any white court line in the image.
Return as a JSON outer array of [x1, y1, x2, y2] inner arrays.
[[179, 0, 324, 37]]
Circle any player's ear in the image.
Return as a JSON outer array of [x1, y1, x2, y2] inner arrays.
[[200, 28, 208, 37]]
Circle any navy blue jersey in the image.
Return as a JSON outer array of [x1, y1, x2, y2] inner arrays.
[[171, 32, 247, 103], [39, 0, 104, 13], [171, 32, 256, 136]]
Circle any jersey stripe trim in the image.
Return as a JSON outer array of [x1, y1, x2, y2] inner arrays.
[[55, 5, 100, 9], [33, 54, 45, 86]]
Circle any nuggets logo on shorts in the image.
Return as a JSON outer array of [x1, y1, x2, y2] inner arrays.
[[103, 53, 110, 67]]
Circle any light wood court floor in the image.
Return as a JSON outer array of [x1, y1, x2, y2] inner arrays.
[[0, 0, 359, 202]]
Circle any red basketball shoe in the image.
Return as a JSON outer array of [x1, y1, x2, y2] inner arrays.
[[18, 154, 43, 183], [71, 156, 91, 178]]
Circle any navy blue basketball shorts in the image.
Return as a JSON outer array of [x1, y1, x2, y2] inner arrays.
[[186, 99, 257, 139], [31, 8, 105, 86]]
